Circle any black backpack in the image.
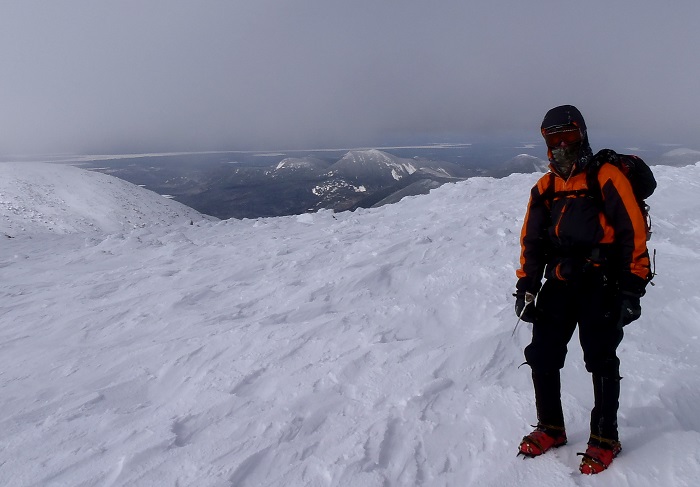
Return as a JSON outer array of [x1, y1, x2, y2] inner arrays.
[[587, 149, 657, 240], [545, 149, 657, 241]]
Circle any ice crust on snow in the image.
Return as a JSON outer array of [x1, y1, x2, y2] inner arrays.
[[1, 162, 700, 486]]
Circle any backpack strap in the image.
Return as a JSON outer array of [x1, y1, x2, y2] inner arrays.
[[539, 171, 556, 209], [541, 154, 612, 209], [585, 163, 603, 208], [585, 149, 621, 209]]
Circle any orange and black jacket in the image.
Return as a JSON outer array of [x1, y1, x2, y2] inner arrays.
[[516, 161, 651, 295]]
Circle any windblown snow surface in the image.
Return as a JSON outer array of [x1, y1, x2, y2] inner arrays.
[[1, 161, 700, 487]]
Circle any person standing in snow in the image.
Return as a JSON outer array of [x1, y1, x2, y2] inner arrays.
[[514, 105, 652, 474]]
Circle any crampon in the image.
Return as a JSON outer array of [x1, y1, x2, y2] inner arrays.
[[517, 426, 567, 458], [578, 438, 622, 474]]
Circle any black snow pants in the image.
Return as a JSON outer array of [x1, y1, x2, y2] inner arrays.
[[524, 270, 624, 440]]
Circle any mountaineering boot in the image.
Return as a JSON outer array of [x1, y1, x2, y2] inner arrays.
[[579, 436, 622, 474], [518, 369, 566, 457], [518, 424, 567, 457]]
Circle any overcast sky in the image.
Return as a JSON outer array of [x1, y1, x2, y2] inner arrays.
[[1, 1, 699, 154]]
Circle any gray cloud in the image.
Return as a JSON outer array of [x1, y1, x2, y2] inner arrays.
[[2, 0, 699, 154]]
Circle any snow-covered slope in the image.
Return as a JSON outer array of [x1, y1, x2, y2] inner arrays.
[[1, 162, 699, 486], [271, 157, 329, 173], [0, 162, 214, 236], [504, 154, 549, 174], [328, 149, 418, 183]]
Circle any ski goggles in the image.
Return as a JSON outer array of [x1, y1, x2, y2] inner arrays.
[[542, 125, 583, 148]]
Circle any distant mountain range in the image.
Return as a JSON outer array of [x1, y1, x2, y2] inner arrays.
[[85, 149, 533, 219], [176, 150, 492, 218], [73, 145, 698, 220]]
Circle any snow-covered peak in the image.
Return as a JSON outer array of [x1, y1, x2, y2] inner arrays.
[[0, 162, 214, 236], [509, 153, 549, 173], [658, 148, 700, 168], [339, 149, 416, 171], [273, 157, 328, 172], [330, 149, 417, 182], [662, 147, 700, 158], [343, 148, 394, 162]]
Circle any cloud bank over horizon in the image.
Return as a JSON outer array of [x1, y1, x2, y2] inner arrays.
[[2, 1, 699, 154]]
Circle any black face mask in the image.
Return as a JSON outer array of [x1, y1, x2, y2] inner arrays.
[[551, 142, 581, 177]]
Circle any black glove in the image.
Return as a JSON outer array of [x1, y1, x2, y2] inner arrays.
[[514, 291, 538, 323], [619, 294, 641, 327], [516, 276, 541, 295]]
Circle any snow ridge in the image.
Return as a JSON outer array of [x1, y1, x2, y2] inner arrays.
[[0, 162, 214, 236]]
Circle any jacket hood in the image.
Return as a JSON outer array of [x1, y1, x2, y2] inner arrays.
[[542, 105, 593, 173], [541, 105, 587, 133]]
